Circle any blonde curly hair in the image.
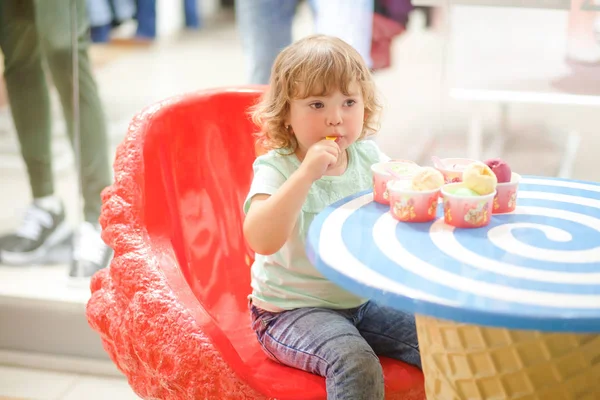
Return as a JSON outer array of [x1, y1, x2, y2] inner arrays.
[[250, 34, 382, 153]]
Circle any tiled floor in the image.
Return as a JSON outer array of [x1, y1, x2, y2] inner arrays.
[[0, 264, 89, 305], [0, 366, 140, 400]]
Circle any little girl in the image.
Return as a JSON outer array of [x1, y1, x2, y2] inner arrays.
[[243, 34, 421, 400]]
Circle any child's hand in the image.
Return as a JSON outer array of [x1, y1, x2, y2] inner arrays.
[[300, 139, 340, 182]]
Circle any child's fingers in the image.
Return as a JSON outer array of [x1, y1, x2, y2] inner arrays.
[[321, 140, 340, 154], [327, 154, 338, 168]]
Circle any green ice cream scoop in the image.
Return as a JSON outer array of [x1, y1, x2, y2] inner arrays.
[[452, 187, 480, 197]]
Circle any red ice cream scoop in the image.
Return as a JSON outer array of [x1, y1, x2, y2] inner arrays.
[[484, 158, 512, 183]]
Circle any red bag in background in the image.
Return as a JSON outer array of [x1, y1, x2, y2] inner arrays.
[[371, 12, 405, 70], [371, 0, 413, 71]]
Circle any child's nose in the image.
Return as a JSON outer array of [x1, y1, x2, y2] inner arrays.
[[327, 109, 342, 126]]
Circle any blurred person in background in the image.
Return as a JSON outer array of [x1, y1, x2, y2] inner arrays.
[[0, 0, 112, 278], [87, 0, 201, 44], [87, 0, 137, 43], [134, 0, 200, 41], [236, 0, 374, 84]]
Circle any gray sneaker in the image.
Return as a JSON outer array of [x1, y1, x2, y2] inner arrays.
[[69, 222, 112, 279], [0, 203, 72, 265]]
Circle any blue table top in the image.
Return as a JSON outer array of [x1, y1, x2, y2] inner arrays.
[[306, 176, 600, 333]]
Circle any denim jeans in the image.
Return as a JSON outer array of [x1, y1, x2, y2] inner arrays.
[[250, 301, 421, 400], [235, 0, 374, 84]]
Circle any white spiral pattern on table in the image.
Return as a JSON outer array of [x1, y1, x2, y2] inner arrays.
[[317, 193, 456, 306], [309, 177, 600, 330]]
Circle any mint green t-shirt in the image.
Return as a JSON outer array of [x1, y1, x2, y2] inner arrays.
[[243, 139, 390, 312]]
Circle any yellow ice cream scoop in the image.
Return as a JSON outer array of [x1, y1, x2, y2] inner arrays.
[[462, 161, 498, 195], [411, 167, 445, 191]]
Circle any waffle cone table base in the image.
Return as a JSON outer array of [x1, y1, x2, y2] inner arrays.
[[415, 315, 600, 399]]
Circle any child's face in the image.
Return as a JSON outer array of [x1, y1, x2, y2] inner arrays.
[[286, 81, 365, 157]]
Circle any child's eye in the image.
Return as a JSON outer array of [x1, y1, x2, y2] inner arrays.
[[345, 99, 356, 107], [309, 102, 324, 109]]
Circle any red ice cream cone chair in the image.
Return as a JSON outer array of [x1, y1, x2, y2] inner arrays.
[[86, 86, 425, 399]]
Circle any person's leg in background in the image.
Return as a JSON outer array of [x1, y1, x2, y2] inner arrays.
[[310, 0, 374, 68], [0, 0, 72, 265], [34, 0, 113, 278], [133, 0, 199, 41], [184, 0, 201, 29], [235, 0, 298, 84], [87, 0, 113, 43], [135, 0, 156, 40]]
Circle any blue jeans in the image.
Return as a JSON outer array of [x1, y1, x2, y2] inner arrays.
[[250, 301, 421, 400], [135, 0, 156, 38], [235, 0, 374, 84], [135, 0, 199, 39]]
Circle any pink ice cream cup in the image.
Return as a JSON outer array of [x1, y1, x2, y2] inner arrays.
[[387, 181, 440, 223], [441, 183, 495, 229], [371, 160, 419, 205], [493, 172, 521, 214], [435, 158, 477, 184]]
